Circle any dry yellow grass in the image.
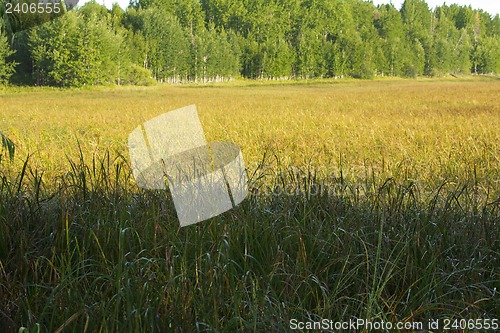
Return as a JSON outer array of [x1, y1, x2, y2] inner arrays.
[[1, 78, 499, 190]]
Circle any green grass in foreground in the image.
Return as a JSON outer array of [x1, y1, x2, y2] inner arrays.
[[0, 150, 498, 332], [0, 79, 498, 332]]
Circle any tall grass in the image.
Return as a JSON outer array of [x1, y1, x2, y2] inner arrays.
[[0, 147, 497, 332], [0, 78, 499, 331]]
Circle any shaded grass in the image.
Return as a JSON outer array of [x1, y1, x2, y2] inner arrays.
[[0, 149, 498, 332]]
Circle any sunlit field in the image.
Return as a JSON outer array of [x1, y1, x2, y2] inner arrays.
[[0, 78, 499, 332], [2, 78, 499, 184]]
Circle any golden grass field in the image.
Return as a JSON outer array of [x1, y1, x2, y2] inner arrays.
[[1, 78, 499, 332], [1, 78, 499, 190]]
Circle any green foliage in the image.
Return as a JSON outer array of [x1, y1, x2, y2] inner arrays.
[[0, 131, 15, 162], [122, 64, 156, 85], [29, 4, 152, 87], [1, 0, 66, 36], [5, 0, 500, 86], [142, 6, 190, 82], [473, 36, 500, 73], [0, 33, 16, 84]]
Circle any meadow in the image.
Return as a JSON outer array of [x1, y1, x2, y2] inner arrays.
[[0, 78, 499, 332]]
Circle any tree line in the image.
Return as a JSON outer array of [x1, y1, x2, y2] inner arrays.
[[1, 0, 499, 86]]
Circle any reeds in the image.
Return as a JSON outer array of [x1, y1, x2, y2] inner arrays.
[[0, 147, 497, 332]]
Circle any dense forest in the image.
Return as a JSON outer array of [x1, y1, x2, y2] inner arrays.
[[1, 0, 499, 86]]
